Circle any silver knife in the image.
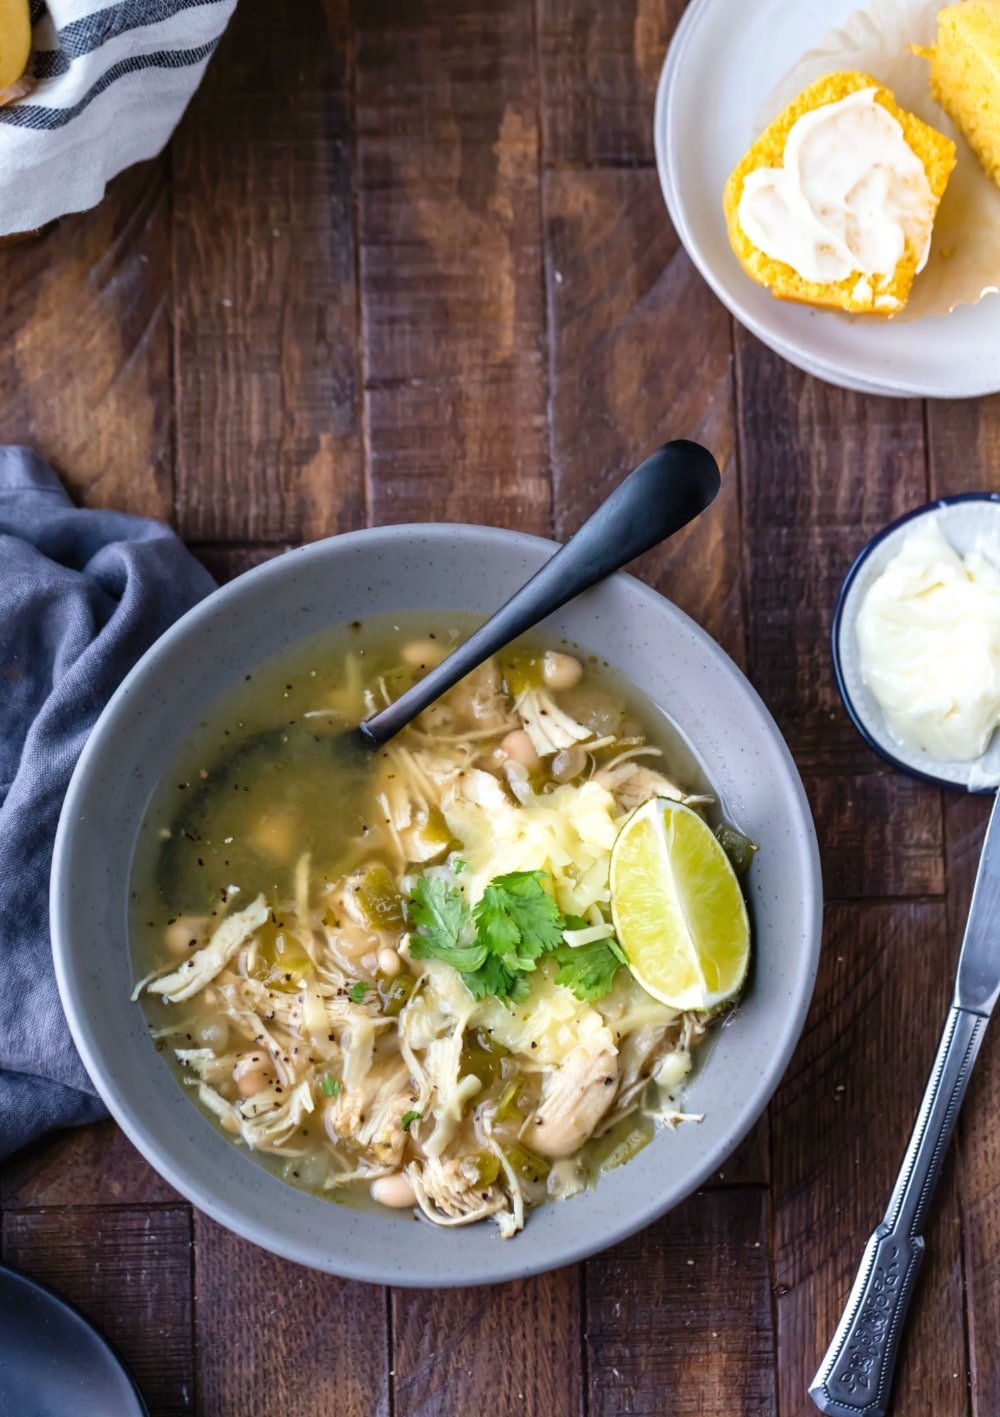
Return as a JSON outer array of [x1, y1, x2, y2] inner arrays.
[[809, 790, 1000, 1417]]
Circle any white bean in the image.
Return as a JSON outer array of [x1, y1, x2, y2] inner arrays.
[[195, 1019, 229, 1055], [542, 651, 583, 690], [163, 915, 207, 956], [371, 1172, 417, 1209], [501, 728, 541, 771], [401, 638, 446, 669], [377, 946, 402, 977], [233, 1054, 273, 1097]]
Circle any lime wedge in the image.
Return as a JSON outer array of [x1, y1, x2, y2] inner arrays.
[[610, 798, 750, 1011]]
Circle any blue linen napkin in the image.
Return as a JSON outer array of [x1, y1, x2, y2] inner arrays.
[[0, 448, 215, 1160]]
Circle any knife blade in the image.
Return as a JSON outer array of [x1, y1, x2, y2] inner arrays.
[[955, 789, 1000, 1015]]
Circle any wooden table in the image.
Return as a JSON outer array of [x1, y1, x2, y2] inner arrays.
[[1, 1, 997, 1413]]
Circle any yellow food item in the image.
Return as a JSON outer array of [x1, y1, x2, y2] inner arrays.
[[723, 71, 955, 315], [923, 1, 1000, 187], [0, 0, 30, 92], [610, 799, 750, 1012]]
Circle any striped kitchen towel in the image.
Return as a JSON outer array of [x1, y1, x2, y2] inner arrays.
[[0, 0, 236, 238]]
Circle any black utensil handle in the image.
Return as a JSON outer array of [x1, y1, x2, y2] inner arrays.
[[808, 1004, 988, 1417], [360, 440, 720, 746]]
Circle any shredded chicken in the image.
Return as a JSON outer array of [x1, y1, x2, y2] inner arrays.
[[146, 897, 269, 1003], [133, 642, 733, 1238], [515, 688, 593, 757], [530, 1045, 619, 1158], [407, 1156, 507, 1227]]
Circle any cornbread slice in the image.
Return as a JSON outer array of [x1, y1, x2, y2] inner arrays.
[[0, 0, 30, 92], [925, 1, 1000, 187], [723, 71, 956, 315]]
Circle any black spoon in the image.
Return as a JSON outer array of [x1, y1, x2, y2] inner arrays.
[[359, 439, 721, 747]]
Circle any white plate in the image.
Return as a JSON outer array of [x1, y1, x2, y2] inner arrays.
[[833, 495, 1000, 791], [654, 0, 1000, 399]]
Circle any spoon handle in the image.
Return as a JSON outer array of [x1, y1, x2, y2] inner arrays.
[[808, 1003, 988, 1417], [359, 440, 721, 746]]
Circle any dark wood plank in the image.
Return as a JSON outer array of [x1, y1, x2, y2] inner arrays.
[[585, 1187, 775, 1414], [805, 773, 944, 900], [172, 0, 364, 542], [538, 0, 682, 166], [735, 335, 944, 897], [0, 160, 172, 519], [356, 0, 550, 527], [544, 167, 743, 666], [191, 542, 292, 584], [769, 903, 968, 1417], [1, 1120, 177, 1210], [927, 396, 1000, 1417], [940, 793, 998, 1417], [392, 1270, 583, 1416], [2, 1206, 193, 1414], [193, 1214, 388, 1417]]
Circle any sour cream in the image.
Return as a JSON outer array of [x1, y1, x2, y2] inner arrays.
[[856, 519, 1000, 762], [737, 87, 935, 292]]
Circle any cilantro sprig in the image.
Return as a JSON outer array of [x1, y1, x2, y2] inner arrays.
[[407, 872, 624, 1005], [552, 914, 627, 1003], [553, 937, 627, 1003]]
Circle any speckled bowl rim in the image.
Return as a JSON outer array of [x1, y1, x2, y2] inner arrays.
[[52, 523, 822, 1287], [831, 492, 1000, 794]]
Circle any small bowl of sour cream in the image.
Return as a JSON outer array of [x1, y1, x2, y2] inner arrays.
[[833, 493, 1000, 792]]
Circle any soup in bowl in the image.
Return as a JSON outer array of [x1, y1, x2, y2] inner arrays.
[[52, 525, 821, 1285]]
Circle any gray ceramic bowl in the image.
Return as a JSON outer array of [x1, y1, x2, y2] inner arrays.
[[51, 525, 822, 1287]]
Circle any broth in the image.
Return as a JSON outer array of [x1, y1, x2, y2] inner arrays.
[[131, 613, 733, 1232]]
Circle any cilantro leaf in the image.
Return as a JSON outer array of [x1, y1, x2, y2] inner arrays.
[[553, 938, 626, 1003], [472, 870, 565, 973], [407, 878, 486, 972], [401, 1110, 421, 1131], [320, 1075, 342, 1097], [408, 869, 568, 1004], [462, 952, 523, 1002], [472, 886, 525, 968], [348, 981, 371, 1003]]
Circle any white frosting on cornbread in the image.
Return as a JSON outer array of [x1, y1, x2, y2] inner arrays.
[[737, 88, 935, 287]]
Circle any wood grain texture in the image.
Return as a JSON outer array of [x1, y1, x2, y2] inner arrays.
[[392, 1270, 583, 1416], [2, 1206, 194, 1414], [735, 333, 944, 899], [538, 0, 682, 165], [0, 160, 172, 519], [769, 903, 968, 1417], [927, 397, 1000, 1417], [193, 1214, 389, 1417], [356, 0, 550, 529], [191, 542, 292, 585], [585, 1187, 775, 1414], [544, 167, 743, 665], [1, 1121, 177, 1210], [172, 0, 364, 542]]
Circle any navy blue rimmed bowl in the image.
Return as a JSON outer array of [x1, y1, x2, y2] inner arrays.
[[832, 493, 1000, 794]]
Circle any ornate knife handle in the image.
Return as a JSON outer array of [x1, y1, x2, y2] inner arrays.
[[809, 1004, 988, 1417]]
